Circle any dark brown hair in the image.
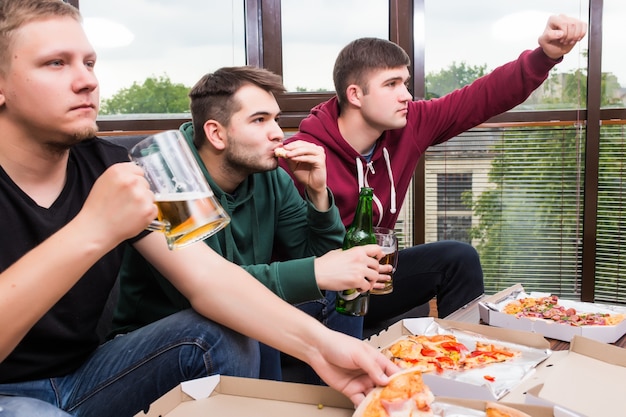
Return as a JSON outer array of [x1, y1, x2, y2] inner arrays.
[[188, 66, 285, 149], [333, 37, 411, 108]]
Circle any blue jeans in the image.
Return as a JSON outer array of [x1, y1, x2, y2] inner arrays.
[[0, 309, 259, 417], [260, 291, 362, 384], [366, 240, 485, 327]]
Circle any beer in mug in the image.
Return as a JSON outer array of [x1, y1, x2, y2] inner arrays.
[[155, 191, 229, 249], [370, 226, 398, 295]]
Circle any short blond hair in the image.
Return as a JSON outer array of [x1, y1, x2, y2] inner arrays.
[[0, 0, 81, 75]]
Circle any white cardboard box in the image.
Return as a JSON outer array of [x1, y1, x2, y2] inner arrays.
[[477, 284, 626, 343], [366, 317, 551, 401], [524, 335, 626, 417], [134, 374, 558, 417], [135, 374, 354, 417]]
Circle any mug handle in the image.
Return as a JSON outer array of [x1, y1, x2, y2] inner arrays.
[[146, 219, 171, 233]]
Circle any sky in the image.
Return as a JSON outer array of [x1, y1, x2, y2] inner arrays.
[[78, 0, 625, 100]]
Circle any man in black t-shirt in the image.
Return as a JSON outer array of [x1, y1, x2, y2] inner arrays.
[[0, 1, 398, 416]]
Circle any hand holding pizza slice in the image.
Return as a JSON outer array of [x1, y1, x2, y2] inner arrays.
[[354, 368, 435, 417]]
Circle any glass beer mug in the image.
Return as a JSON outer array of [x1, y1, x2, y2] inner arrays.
[[129, 130, 230, 250]]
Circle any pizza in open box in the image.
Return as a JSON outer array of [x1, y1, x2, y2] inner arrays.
[[382, 333, 520, 373], [503, 294, 625, 326]]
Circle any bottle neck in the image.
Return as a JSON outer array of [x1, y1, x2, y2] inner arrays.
[[352, 194, 373, 231]]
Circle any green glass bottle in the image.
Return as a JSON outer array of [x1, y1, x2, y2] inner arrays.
[[335, 187, 376, 316]]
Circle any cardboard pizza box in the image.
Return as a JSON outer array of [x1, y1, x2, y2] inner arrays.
[[134, 374, 559, 417], [524, 335, 626, 417], [365, 317, 552, 401], [477, 284, 626, 343], [134, 374, 354, 417]]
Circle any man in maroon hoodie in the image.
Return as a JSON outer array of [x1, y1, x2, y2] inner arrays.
[[280, 14, 587, 334]]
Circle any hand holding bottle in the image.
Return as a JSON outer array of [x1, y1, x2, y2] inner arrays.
[[314, 245, 388, 292]]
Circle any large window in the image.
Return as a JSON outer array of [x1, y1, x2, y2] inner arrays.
[[74, 0, 626, 304]]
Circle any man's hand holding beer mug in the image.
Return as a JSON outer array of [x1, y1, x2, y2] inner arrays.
[[129, 130, 230, 249]]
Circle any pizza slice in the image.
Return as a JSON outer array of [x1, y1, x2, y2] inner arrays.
[[463, 341, 521, 370], [355, 369, 435, 417], [382, 337, 439, 373], [485, 401, 532, 417], [382, 334, 469, 373], [274, 147, 288, 158]]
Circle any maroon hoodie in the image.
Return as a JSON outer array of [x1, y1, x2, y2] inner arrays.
[[281, 47, 560, 229]]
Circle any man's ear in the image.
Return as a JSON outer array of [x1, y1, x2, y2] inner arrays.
[[345, 84, 363, 108], [203, 120, 226, 151]]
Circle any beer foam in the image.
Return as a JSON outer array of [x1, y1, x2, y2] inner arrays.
[[155, 191, 212, 201]]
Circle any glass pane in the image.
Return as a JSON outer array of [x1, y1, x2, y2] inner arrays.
[[79, 0, 245, 115], [424, 0, 589, 110], [425, 125, 585, 297], [281, 0, 388, 92], [601, 0, 626, 108]]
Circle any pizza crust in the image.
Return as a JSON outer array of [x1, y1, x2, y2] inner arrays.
[[274, 147, 288, 158], [485, 401, 532, 417]]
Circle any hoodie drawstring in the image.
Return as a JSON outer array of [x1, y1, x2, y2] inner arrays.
[[382, 148, 397, 214]]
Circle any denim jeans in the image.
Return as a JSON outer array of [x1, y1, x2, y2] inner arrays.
[[0, 396, 72, 417], [366, 240, 485, 327], [260, 290, 362, 384], [0, 309, 259, 417]]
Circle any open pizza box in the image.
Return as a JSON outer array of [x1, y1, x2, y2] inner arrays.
[[365, 317, 552, 402], [523, 335, 626, 417], [477, 284, 626, 343], [134, 374, 560, 417]]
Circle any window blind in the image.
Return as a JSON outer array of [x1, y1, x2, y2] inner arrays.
[[424, 125, 586, 298], [596, 123, 626, 303]]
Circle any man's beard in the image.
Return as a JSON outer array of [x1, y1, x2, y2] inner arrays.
[[44, 124, 99, 153], [225, 150, 277, 176]]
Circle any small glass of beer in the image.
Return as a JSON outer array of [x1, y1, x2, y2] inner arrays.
[[129, 130, 230, 250], [370, 227, 398, 295]]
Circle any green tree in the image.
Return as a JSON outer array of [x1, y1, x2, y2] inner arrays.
[[539, 68, 622, 108], [100, 75, 190, 115], [425, 62, 487, 99]]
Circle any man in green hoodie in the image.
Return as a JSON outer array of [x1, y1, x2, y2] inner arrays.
[[111, 66, 390, 383]]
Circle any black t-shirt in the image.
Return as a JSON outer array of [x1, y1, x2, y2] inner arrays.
[[0, 138, 144, 383]]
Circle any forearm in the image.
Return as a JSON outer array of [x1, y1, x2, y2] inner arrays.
[[192, 262, 328, 364], [305, 186, 330, 211], [0, 215, 117, 361], [141, 239, 333, 364]]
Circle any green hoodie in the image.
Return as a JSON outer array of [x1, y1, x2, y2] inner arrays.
[[110, 122, 345, 335]]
